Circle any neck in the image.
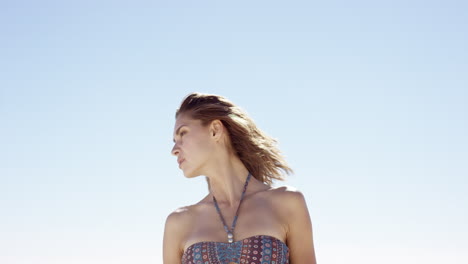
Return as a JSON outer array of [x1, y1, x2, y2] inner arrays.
[[204, 155, 251, 207]]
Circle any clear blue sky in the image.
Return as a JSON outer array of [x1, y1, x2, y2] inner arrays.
[[1, 1, 467, 263]]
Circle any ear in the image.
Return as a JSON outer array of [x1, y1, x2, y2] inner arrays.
[[209, 120, 224, 141]]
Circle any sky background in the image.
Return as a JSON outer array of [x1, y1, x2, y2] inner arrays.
[[1, 1, 467, 263]]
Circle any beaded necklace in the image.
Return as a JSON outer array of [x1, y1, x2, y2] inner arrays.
[[212, 172, 252, 243]]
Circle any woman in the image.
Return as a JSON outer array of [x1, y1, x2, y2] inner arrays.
[[163, 93, 317, 264]]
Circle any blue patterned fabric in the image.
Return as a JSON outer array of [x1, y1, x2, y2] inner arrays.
[[182, 235, 289, 264]]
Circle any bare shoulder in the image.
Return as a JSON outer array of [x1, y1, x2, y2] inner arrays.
[[163, 205, 196, 263], [269, 186, 316, 263], [164, 204, 197, 236], [164, 193, 212, 237], [268, 185, 308, 204], [165, 206, 188, 228], [166, 205, 191, 221], [265, 185, 310, 221]]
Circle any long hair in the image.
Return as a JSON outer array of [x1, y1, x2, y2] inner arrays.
[[176, 93, 293, 185]]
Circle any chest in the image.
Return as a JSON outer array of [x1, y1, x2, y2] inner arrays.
[[183, 197, 287, 250]]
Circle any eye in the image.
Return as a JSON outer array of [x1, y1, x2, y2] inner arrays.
[[180, 131, 186, 136]]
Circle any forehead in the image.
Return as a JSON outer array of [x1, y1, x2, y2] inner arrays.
[[173, 114, 202, 131]]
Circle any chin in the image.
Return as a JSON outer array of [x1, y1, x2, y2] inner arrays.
[[182, 168, 202, 179]]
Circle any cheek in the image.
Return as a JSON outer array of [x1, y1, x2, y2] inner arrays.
[[192, 137, 214, 157]]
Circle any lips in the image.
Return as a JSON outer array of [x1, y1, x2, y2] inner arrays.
[[177, 158, 185, 166]]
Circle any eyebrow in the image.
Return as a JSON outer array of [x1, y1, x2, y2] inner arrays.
[[173, 125, 186, 143]]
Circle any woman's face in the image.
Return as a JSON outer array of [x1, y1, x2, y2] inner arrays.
[[171, 114, 215, 178]]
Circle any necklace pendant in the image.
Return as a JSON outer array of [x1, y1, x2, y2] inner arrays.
[[227, 232, 234, 243]]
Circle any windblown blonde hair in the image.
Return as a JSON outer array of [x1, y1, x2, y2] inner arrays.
[[176, 93, 292, 185]]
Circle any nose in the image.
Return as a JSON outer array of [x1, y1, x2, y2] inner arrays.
[[171, 144, 179, 156]]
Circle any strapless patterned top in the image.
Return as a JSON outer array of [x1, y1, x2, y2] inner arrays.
[[181, 235, 289, 264]]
